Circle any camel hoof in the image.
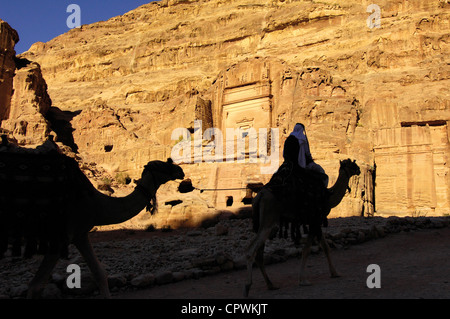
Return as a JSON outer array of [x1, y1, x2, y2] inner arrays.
[[243, 285, 251, 298], [331, 273, 341, 278], [268, 285, 280, 291]]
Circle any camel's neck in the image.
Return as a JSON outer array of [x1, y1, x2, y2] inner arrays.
[[328, 168, 351, 209], [93, 184, 158, 226]]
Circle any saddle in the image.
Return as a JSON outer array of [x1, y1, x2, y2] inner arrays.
[[265, 160, 330, 226], [0, 142, 75, 258], [0, 150, 71, 211]]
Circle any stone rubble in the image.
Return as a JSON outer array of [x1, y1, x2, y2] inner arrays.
[[0, 215, 448, 299]]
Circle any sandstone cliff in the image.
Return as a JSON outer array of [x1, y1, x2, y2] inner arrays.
[[0, 20, 19, 122], [0, 19, 53, 146], [2, 0, 449, 227], [1, 58, 53, 146]]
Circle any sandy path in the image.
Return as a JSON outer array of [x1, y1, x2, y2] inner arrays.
[[113, 227, 450, 299]]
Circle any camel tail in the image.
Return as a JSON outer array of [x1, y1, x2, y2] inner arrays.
[[252, 192, 262, 232]]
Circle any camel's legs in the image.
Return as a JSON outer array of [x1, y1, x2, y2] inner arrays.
[[244, 227, 273, 297], [24, 236, 38, 259], [74, 234, 110, 298], [0, 229, 7, 259], [299, 231, 339, 286], [27, 253, 60, 298], [11, 229, 22, 257], [319, 233, 339, 278], [298, 234, 313, 286], [255, 243, 278, 291]]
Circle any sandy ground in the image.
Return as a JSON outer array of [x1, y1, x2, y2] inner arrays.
[[113, 227, 450, 299]]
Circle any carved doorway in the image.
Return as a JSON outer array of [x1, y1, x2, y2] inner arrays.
[[374, 123, 449, 215]]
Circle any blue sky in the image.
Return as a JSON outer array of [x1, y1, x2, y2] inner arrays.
[[1, 0, 155, 54]]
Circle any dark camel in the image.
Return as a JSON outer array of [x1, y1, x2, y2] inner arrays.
[[0, 144, 184, 298], [244, 159, 360, 297]]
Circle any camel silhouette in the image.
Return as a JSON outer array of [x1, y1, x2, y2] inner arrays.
[[244, 159, 360, 297], [0, 137, 184, 298]]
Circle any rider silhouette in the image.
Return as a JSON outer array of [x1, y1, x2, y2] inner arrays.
[[283, 123, 328, 187]]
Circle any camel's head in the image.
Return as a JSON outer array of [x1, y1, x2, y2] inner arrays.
[[340, 159, 360, 177], [143, 158, 185, 183], [138, 159, 185, 215]]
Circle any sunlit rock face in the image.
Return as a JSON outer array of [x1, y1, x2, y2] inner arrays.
[[0, 20, 19, 123], [1, 0, 448, 227]]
